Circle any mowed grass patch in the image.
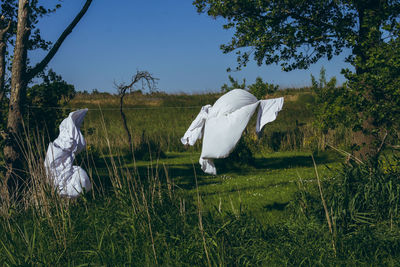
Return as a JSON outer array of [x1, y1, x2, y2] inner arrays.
[[125, 150, 343, 225]]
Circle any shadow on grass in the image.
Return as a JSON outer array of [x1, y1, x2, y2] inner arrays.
[[253, 153, 335, 170], [264, 202, 289, 211], [192, 181, 293, 198], [86, 151, 339, 194]]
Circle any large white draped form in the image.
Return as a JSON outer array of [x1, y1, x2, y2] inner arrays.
[[44, 109, 92, 198], [181, 89, 284, 175]]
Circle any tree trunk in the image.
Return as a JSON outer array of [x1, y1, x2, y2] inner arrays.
[[3, 0, 30, 195], [0, 21, 11, 103], [351, 0, 383, 160], [119, 92, 134, 156]]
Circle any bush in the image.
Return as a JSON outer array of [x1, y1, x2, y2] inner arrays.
[[26, 69, 76, 139], [221, 75, 246, 92], [216, 135, 255, 171], [133, 131, 166, 161], [248, 77, 279, 99], [325, 155, 400, 232]]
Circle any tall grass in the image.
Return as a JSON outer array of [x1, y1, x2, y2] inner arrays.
[[1, 90, 398, 265]]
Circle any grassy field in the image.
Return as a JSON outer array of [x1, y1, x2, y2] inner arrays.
[[1, 89, 399, 265], [70, 89, 349, 153], [129, 150, 341, 224]]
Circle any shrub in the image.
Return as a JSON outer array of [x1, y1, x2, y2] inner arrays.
[[248, 77, 279, 99], [26, 70, 76, 139], [326, 155, 400, 232], [221, 75, 246, 92]]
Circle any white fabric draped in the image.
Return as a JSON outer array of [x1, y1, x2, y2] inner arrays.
[[181, 89, 284, 175], [44, 109, 92, 198]]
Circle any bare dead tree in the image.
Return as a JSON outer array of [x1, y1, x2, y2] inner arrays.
[[115, 70, 157, 157]]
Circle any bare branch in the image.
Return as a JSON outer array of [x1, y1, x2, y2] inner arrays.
[[0, 21, 12, 40], [26, 0, 93, 81], [116, 70, 158, 96], [376, 129, 388, 155], [0, 130, 8, 140], [115, 70, 158, 157]]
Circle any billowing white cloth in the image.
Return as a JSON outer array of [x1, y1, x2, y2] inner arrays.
[[44, 109, 92, 198], [181, 89, 284, 175]]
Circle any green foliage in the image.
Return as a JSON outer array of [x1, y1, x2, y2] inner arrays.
[[26, 69, 75, 139], [343, 36, 400, 133], [291, 153, 400, 263], [132, 131, 166, 160], [311, 67, 355, 133], [1, 115, 399, 265], [326, 155, 400, 232], [220, 136, 255, 168], [194, 1, 400, 71], [220, 75, 246, 92], [248, 77, 279, 99], [194, 0, 400, 155], [0, 0, 63, 59], [312, 34, 400, 149]]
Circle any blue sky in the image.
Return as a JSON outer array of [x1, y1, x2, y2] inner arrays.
[[30, 1, 351, 93]]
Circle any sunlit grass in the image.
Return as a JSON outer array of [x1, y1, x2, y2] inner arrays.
[[1, 90, 398, 265]]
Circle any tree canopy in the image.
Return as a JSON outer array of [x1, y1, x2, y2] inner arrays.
[[194, 0, 400, 157], [193, 0, 400, 71]]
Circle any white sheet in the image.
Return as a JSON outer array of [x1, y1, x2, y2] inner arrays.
[[181, 89, 284, 175], [44, 109, 92, 198]]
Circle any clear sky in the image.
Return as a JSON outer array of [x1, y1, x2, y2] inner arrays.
[[30, 1, 352, 93]]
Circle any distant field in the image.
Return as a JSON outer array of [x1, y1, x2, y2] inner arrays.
[[68, 89, 339, 154]]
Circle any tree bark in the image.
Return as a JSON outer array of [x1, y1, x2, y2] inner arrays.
[[119, 91, 134, 156], [0, 21, 11, 104], [3, 0, 93, 197], [351, 0, 383, 160], [4, 0, 30, 194]]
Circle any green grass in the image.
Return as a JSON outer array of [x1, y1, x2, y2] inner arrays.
[[0, 148, 345, 265], [128, 150, 342, 225], [1, 89, 399, 265], [69, 89, 328, 153]]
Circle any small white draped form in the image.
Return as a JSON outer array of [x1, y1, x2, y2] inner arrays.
[[181, 89, 284, 175], [44, 109, 92, 198]]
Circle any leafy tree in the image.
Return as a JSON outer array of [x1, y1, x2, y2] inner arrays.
[[312, 36, 400, 155], [193, 0, 399, 71], [1, 0, 92, 196], [26, 69, 76, 139], [221, 75, 246, 92], [310, 67, 350, 134], [0, 1, 62, 105], [343, 35, 400, 153], [248, 77, 278, 99], [194, 0, 400, 157]]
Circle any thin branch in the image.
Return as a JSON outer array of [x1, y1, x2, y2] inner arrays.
[[0, 130, 8, 140], [115, 71, 157, 157], [376, 129, 388, 155], [327, 143, 364, 164], [0, 21, 11, 40], [26, 0, 93, 81]]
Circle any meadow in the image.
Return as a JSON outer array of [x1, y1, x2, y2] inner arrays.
[[1, 89, 399, 265]]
